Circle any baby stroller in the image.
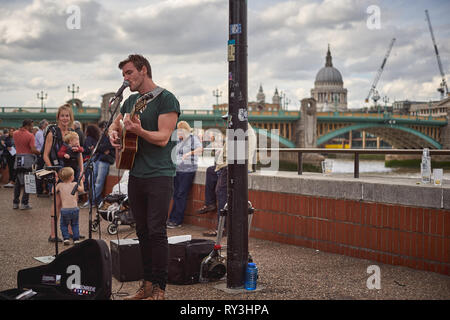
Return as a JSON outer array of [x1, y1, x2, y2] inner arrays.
[[91, 193, 135, 235]]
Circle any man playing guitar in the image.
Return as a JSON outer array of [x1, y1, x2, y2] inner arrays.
[[108, 54, 180, 300]]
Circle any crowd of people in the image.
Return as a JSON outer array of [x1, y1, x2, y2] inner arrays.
[[0, 104, 115, 245], [3, 54, 257, 300]]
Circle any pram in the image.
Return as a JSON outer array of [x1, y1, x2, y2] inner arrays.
[[91, 193, 135, 235]]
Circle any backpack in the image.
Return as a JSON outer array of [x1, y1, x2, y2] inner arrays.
[[42, 124, 74, 166]]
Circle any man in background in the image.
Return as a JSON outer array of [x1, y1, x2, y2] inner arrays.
[[13, 119, 40, 210]]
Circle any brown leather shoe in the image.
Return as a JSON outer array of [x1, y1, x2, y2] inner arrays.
[[144, 285, 165, 300], [123, 281, 153, 300], [197, 204, 216, 214]]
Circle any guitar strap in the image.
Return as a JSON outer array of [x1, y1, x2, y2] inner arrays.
[[140, 86, 165, 105]]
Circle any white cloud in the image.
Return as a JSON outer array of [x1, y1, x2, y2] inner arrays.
[[0, 0, 449, 110]]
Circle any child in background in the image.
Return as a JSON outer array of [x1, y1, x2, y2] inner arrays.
[[56, 167, 84, 245], [57, 131, 84, 181]]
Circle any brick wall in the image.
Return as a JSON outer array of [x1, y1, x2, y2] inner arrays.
[[183, 183, 450, 276]]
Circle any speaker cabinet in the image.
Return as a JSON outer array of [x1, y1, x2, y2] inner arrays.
[[110, 239, 143, 282]]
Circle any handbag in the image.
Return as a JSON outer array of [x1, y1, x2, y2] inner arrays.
[[14, 154, 37, 171]]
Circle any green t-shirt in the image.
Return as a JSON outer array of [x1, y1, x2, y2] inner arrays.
[[120, 89, 180, 178]]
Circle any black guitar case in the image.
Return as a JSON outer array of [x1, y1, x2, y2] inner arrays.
[[0, 239, 112, 300]]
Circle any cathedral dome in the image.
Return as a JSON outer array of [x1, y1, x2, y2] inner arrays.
[[314, 45, 343, 85], [315, 66, 343, 84]]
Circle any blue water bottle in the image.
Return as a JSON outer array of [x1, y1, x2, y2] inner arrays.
[[244, 262, 258, 290]]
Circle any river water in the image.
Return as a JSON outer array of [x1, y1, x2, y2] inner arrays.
[[197, 156, 449, 180]]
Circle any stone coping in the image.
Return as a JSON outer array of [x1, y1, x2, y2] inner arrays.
[[108, 166, 449, 209], [191, 167, 450, 210]]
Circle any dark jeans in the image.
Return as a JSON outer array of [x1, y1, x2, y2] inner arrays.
[[13, 172, 29, 205], [128, 175, 174, 290], [6, 154, 16, 182], [168, 171, 196, 225], [215, 168, 227, 225], [60, 207, 80, 240], [205, 165, 218, 206]]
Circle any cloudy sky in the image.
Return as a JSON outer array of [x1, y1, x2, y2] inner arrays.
[[1, 0, 449, 111]]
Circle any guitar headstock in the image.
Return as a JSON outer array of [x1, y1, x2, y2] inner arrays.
[[132, 92, 154, 116]]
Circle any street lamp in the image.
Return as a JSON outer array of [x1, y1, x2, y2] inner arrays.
[[212, 89, 222, 108], [382, 96, 389, 116], [37, 90, 48, 111], [67, 83, 79, 108]]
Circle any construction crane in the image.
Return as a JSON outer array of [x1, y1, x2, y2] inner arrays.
[[365, 38, 396, 103], [425, 9, 449, 99]]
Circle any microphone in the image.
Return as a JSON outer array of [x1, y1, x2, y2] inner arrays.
[[114, 80, 129, 99]]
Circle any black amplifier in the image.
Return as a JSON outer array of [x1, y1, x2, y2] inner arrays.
[[110, 239, 143, 282]]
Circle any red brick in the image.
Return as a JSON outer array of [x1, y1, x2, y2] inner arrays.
[[399, 231, 410, 256], [444, 211, 450, 237], [443, 236, 450, 264], [416, 234, 425, 259], [435, 237, 444, 263], [375, 204, 383, 227], [383, 205, 389, 228], [423, 209, 431, 234], [399, 206, 406, 231], [416, 207, 424, 233], [391, 207, 400, 230], [335, 200, 346, 222], [329, 221, 336, 242], [436, 210, 444, 236], [308, 197, 314, 217], [369, 205, 375, 227], [430, 210, 438, 235], [423, 235, 433, 260], [405, 207, 414, 232]]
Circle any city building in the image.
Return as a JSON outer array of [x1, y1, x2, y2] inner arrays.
[[310, 45, 348, 112]]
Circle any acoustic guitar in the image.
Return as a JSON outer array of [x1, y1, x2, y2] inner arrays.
[[116, 91, 155, 170]]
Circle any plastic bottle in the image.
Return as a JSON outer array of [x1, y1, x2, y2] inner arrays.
[[421, 148, 431, 184], [244, 262, 258, 290]]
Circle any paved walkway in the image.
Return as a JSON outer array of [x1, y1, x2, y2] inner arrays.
[[0, 186, 449, 300]]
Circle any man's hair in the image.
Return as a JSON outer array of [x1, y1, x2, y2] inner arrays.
[[22, 119, 33, 128], [118, 54, 152, 78], [63, 131, 79, 144], [38, 119, 48, 129], [73, 121, 81, 129], [58, 167, 74, 183]]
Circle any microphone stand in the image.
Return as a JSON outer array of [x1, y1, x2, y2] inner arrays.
[[50, 171, 59, 257], [71, 93, 124, 239]]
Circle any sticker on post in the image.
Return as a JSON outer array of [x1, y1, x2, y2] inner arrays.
[[228, 40, 236, 62], [238, 108, 248, 121], [230, 24, 242, 35]]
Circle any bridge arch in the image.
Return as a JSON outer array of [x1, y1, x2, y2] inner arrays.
[[317, 123, 442, 149], [253, 127, 296, 148]]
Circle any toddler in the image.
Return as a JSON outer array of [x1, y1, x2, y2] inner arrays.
[[56, 167, 84, 245], [58, 131, 84, 180]]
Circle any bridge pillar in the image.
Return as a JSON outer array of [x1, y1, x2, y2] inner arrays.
[[100, 92, 115, 123], [296, 98, 317, 147], [294, 98, 323, 164]]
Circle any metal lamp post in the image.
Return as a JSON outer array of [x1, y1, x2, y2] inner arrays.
[[37, 91, 47, 111], [68, 83, 79, 108]]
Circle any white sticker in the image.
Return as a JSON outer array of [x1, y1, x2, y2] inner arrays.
[[238, 108, 248, 121]]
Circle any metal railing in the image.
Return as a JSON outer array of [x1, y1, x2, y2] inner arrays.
[[258, 148, 450, 178]]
